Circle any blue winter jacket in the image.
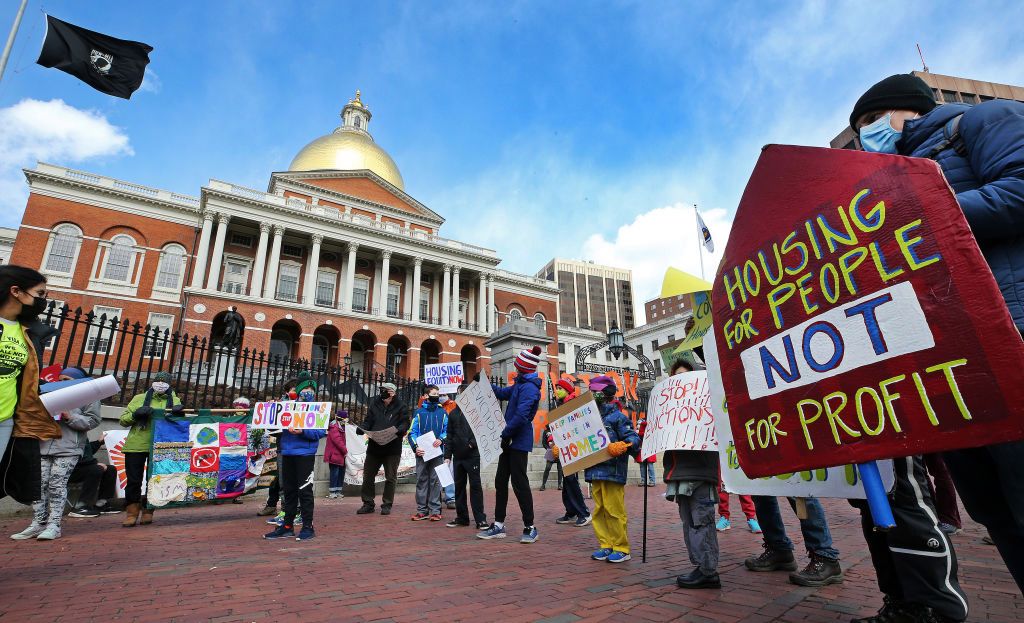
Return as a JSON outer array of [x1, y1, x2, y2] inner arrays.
[[409, 402, 448, 452], [584, 403, 641, 485], [278, 427, 326, 456], [492, 373, 541, 452], [897, 100, 1024, 328]]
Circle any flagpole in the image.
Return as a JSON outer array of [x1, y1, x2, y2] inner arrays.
[[0, 0, 29, 87], [694, 204, 705, 280]]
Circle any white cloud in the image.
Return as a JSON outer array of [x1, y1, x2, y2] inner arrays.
[[139, 69, 162, 94], [0, 99, 132, 226]]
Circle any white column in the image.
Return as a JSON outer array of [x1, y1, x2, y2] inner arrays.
[[190, 212, 214, 288], [377, 251, 392, 317], [450, 266, 461, 328], [412, 258, 423, 322], [403, 265, 413, 319], [431, 271, 440, 324], [250, 222, 270, 298], [303, 234, 323, 305], [441, 264, 452, 327], [262, 225, 285, 299], [205, 213, 230, 290], [477, 273, 486, 332], [342, 242, 358, 312], [487, 274, 496, 331]]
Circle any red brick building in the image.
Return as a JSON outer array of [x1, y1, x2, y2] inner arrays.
[[11, 91, 559, 379]]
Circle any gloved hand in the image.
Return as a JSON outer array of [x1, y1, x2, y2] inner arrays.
[[355, 427, 364, 435], [134, 406, 153, 423], [500, 436, 512, 450], [550, 445, 560, 461], [473, 373, 481, 383], [607, 441, 632, 457], [170, 403, 186, 416]]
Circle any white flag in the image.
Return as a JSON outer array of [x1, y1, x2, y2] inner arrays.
[[696, 209, 714, 253]]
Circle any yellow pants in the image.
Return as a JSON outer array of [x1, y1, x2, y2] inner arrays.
[[591, 480, 629, 554]]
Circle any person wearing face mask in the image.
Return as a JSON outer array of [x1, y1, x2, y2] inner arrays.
[[408, 385, 448, 521], [551, 378, 591, 528], [848, 73, 1024, 620], [324, 409, 348, 499], [356, 382, 409, 515], [118, 370, 184, 527], [0, 266, 62, 508]]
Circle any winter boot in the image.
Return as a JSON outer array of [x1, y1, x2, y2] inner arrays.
[[744, 543, 798, 572], [140, 506, 154, 525], [789, 553, 843, 586], [122, 503, 141, 528]]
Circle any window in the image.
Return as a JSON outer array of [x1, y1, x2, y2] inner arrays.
[[142, 313, 174, 358], [352, 276, 369, 312], [605, 351, 612, 362], [86, 306, 122, 353], [270, 330, 293, 359], [387, 283, 400, 317], [315, 270, 336, 307], [311, 335, 329, 365], [941, 90, 959, 103], [354, 116, 362, 129], [458, 298, 468, 327], [276, 264, 300, 302], [960, 92, 978, 104], [155, 244, 186, 290], [222, 258, 250, 294], [281, 243, 304, 258], [534, 312, 546, 329], [636, 344, 644, 357], [508, 308, 523, 322], [102, 235, 135, 281], [651, 339, 659, 350], [43, 300, 66, 349], [667, 334, 675, 342], [654, 360, 662, 378], [574, 345, 581, 359], [229, 233, 253, 247], [558, 342, 566, 354], [44, 224, 82, 273], [419, 287, 430, 321]]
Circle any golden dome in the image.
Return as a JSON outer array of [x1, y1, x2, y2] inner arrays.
[[288, 91, 405, 190]]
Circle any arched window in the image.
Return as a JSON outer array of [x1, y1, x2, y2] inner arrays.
[[354, 116, 362, 129], [44, 224, 82, 274], [155, 244, 186, 290], [508, 308, 523, 322], [533, 312, 546, 329], [102, 235, 135, 281], [269, 330, 293, 359], [311, 335, 329, 365]]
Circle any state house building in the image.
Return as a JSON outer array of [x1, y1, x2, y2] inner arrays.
[[10, 91, 559, 379]]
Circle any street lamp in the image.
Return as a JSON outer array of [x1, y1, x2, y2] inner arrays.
[[575, 324, 655, 381], [607, 322, 625, 360]]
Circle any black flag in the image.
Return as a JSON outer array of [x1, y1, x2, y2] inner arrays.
[[36, 16, 153, 99]]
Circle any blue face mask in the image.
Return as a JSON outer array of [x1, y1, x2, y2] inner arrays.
[[859, 112, 901, 154]]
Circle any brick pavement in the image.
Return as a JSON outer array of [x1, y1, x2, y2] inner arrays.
[[0, 487, 1019, 622]]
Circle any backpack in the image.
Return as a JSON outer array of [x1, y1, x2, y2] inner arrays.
[[923, 114, 968, 161]]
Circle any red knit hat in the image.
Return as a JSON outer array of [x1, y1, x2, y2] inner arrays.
[[514, 345, 544, 374], [555, 378, 575, 395]]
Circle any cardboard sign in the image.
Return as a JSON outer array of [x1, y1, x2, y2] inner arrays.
[[705, 331, 895, 497], [712, 145, 1024, 477], [548, 392, 610, 476], [455, 376, 504, 468], [251, 401, 331, 431], [103, 429, 139, 498], [344, 423, 416, 485], [676, 291, 713, 353], [424, 362, 465, 395], [641, 371, 717, 459]]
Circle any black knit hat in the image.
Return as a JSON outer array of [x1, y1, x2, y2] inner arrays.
[[850, 74, 937, 129]]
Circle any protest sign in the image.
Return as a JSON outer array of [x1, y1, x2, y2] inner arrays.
[[712, 145, 1024, 477], [640, 371, 716, 460], [344, 423, 416, 485], [704, 331, 894, 497], [455, 376, 504, 468], [548, 392, 610, 476], [103, 429, 136, 498], [251, 401, 331, 431], [675, 291, 712, 354], [424, 362, 464, 394]]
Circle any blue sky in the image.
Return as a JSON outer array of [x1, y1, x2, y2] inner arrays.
[[1, 0, 1022, 306]]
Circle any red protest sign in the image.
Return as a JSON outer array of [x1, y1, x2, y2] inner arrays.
[[713, 145, 1024, 478]]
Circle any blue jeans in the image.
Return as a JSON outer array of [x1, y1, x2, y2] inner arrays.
[[328, 464, 344, 491], [639, 462, 655, 483], [561, 473, 589, 518], [752, 495, 839, 560], [444, 483, 455, 501]]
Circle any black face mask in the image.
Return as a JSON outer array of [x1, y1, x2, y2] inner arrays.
[[16, 295, 47, 322], [380, 392, 391, 401], [428, 395, 440, 404]]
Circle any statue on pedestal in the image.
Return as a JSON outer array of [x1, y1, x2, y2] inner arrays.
[[220, 306, 244, 350]]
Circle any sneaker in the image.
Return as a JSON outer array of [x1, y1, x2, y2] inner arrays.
[[267, 511, 285, 525], [256, 505, 278, 517], [555, 514, 577, 524], [520, 526, 539, 543], [606, 551, 631, 563], [356, 504, 375, 515], [938, 522, 962, 536], [272, 513, 302, 527], [850, 596, 911, 623], [68, 507, 101, 518], [789, 554, 843, 587], [10, 524, 44, 540], [715, 516, 731, 531], [96, 503, 120, 515], [446, 500, 456, 510], [295, 526, 316, 541], [380, 506, 392, 516], [574, 515, 593, 527], [328, 493, 339, 499], [591, 548, 613, 560], [745, 544, 798, 572], [475, 521, 490, 530], [477, 524, 507, 539], [36, 526, 61, 541], [429, 514, 443, 521], [446, 519, 470, 528], [264, 525, 295, 540], [411, 513, 430, 521], [747, 518, 762, 533]]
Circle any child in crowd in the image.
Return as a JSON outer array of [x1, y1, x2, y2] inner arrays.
[[409, 385, 448, 521], [583, 375, 640, 564], [264, 373, 325, 541], [67, 430, 119, 517], [551, 378, 591, 527], [11, 367, 101, 541], [325, 409, 349, 499]]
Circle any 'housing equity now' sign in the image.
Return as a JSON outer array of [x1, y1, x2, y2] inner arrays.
[[712, 145, 1024, 477]]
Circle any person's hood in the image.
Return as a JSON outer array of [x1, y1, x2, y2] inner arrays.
[[516, 372, 542, 388], [897, 103, 970, 155]]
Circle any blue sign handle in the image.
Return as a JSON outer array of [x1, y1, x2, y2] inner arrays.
[[858, 461, 895, 530]]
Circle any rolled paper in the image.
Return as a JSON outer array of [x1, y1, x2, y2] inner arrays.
[[857, 461, 896, 530], [40, 375, 121, 417], [39, 377, 91, 394]]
